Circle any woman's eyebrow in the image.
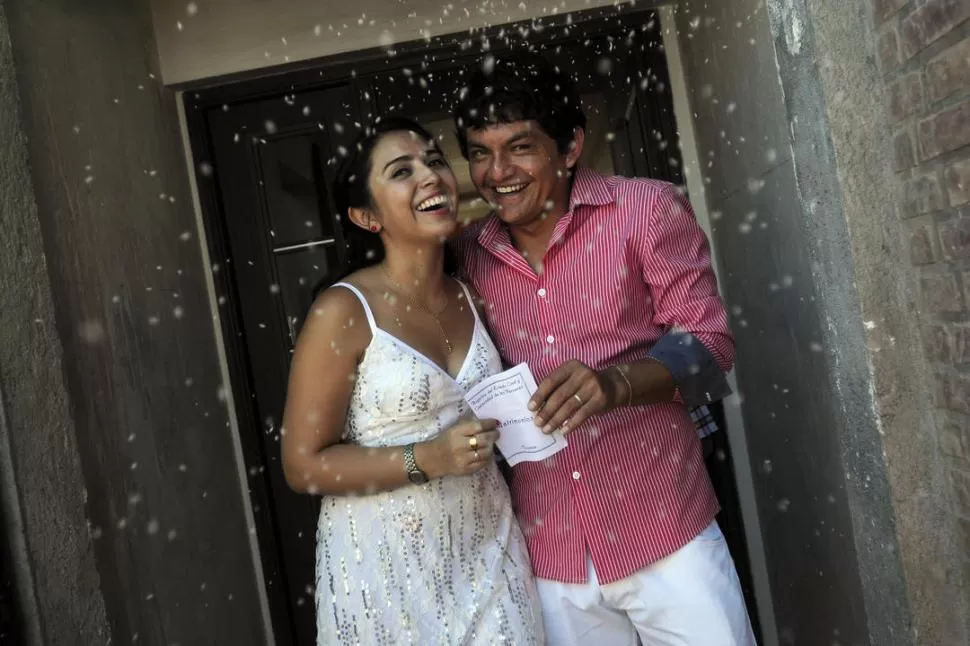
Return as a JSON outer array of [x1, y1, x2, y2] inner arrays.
[[382, 154, 413, 171]]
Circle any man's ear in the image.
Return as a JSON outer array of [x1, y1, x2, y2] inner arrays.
[[565, 127, 585, 169], [348, 207, 380, 232]]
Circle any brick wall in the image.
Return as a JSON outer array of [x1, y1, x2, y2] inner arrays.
[[872, 0, 970, 631]]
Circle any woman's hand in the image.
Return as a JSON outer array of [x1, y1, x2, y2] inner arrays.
[[416, 418, 500, 478]]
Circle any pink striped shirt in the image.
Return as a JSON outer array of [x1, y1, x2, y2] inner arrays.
[[454, 168, 734, 584]]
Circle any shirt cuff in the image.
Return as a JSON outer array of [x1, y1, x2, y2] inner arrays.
[[647, 331, 732, 407]]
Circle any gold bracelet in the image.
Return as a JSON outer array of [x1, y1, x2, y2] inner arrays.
[[613, 365, 633, 407]]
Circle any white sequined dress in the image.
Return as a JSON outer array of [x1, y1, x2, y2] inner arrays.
[[314, 282, 544, 646]]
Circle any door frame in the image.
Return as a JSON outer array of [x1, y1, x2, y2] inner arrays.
[[180, 4, 747, 643], [657, 7, 777, 642]]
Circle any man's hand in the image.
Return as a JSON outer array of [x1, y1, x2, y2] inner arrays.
[[528, 360, 625, 435]]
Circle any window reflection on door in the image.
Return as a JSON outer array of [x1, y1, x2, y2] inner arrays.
[[256, 132, 341, 344]]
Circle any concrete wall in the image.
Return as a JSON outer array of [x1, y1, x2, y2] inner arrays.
[[0, 3, 109, 644], [676, 0, 964, 643], [149, 0, 660, 85], [2, 0, 269, 642]]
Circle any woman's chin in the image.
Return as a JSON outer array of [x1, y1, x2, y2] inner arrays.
[[418, 215, 459, 241], [436, 220, 460, 241]]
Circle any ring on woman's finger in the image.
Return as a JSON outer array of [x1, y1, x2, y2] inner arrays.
[[469, 436, 479, 450], [573, 393, 584, 406]]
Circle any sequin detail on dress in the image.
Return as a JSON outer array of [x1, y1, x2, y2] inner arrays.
[[315, 282, 544, 646]]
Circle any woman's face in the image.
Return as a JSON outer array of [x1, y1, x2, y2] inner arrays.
[[362, 130, 459, 243]]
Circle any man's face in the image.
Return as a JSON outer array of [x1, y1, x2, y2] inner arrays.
[[464, 120, 583, 229]]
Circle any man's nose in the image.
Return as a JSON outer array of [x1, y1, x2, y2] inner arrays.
[[488, 154, 512, 183]]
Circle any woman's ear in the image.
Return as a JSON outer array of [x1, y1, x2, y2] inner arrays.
[[348, 207, 381, 233]]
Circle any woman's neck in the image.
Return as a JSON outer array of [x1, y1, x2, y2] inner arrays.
[[380, 243, 447, 301]]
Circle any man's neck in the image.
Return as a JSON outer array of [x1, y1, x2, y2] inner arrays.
[[509, 208, 559, 246], [506, 207, 563, 272], [502, 170, 577, 270]]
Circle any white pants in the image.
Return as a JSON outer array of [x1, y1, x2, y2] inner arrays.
[[536, 522, 756, 646]]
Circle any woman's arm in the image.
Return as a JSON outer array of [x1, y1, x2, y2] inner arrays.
[[281, 286, 497, 496]]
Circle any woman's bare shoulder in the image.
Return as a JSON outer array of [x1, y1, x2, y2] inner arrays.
[[298, 281, 373, 355]]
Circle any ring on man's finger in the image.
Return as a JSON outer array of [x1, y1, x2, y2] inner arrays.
[[573, 393, 584, 406], [469, 436, 479, 450]]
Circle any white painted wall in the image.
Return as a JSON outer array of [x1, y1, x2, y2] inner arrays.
[[151, 0, 636, 85]]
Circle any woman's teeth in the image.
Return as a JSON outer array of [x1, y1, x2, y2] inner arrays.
[[417, 195, 448, 211]]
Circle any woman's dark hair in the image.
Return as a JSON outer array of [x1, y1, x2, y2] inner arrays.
[[452, 51, 586, 158], [311, 116, 455, 301], [330, 117, 437, 279]]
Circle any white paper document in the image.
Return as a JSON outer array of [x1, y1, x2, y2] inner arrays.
[[464, 363, 567, 466]]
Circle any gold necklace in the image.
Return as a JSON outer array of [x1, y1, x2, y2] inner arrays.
[[380, 266, 454, 354]]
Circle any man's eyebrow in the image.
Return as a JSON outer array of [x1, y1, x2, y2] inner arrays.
[[467, 130, 533, 149], [506, 131, 533, 144]]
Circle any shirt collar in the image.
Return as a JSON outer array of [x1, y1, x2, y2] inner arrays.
[[477, 167, 615, 250], [568, 166, 614, 210]]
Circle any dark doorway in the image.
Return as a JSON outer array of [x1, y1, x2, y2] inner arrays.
[[0, 498, 24, 645], [185, 8, 756, 643]]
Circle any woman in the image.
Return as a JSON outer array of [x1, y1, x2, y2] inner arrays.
[[281, 117, 544, 645]]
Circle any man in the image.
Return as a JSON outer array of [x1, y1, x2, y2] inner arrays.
[[451, 53, 756, 645]]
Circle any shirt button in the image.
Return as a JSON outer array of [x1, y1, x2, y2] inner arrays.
[[546, 335, 555, 344], [572, 471, 581, 480], [537, 288, 547, 298]]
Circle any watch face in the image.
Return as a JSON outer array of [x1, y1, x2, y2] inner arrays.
[[408, 470, 428, 484]]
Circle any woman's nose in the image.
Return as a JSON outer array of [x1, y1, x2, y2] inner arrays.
[[417, 163, 441, 187]]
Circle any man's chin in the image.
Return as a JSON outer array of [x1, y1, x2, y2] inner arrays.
[[494, 205, 524, 222], [496, 209, 542, 227]]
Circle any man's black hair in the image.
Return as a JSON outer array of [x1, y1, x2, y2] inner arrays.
[[452, 51, 586, 157]]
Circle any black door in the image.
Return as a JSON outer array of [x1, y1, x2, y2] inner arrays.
[[200, 84, 362, 646], [190, 10, 755, 644]]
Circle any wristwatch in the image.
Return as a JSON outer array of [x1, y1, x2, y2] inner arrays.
[[403, 443, 429, 484]]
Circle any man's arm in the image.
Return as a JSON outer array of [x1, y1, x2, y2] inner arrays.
[[530, 184, 734, 434], [603, 183, 735, 408], [645, 329, 732, 406]]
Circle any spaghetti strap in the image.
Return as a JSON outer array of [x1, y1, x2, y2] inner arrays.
[[455, 279, 483, 329], [331, 282, 377, 333]]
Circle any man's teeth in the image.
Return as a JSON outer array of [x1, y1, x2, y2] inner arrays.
[[495, 183, 527, 195], [417, 195, 448, 211]]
